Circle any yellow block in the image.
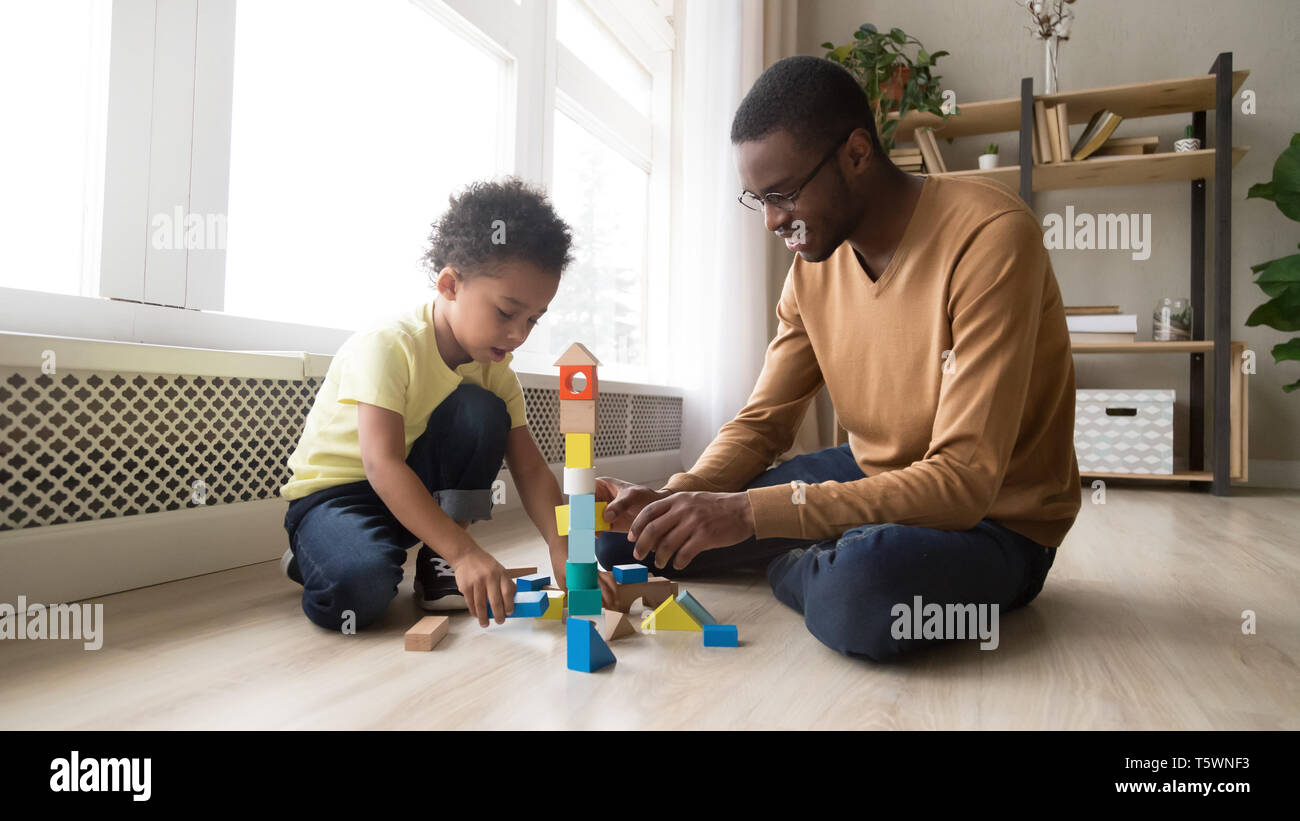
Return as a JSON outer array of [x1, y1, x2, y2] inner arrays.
[[640, 595, 702, 632], [565, 433, 593, 468], [541, 590, 566, 621], [554, 502, 610, 536]]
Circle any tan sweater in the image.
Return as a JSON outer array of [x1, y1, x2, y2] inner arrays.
[[663, 175, 1081, 548]]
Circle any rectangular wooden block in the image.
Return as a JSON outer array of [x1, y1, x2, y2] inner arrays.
[[515, 572, 551, 592], [570, 493, 596, 529], [506, 566, 538, 579], [559, 399, 597, 434], [568, 527, 596, 563], [404, 615, 450, 651], [568, 588, 602, 616], [565, 433, 593, 468], [703, 624, 738, 647], [612, 563, 648, 584], [554, 504, 569, 536]]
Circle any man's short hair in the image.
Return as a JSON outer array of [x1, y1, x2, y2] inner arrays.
[[730, 55, 882, 155]]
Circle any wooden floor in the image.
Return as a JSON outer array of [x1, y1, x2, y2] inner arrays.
[[1, 484, 1297, 730]]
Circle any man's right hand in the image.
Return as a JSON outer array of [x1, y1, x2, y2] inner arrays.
[[595, 477, 672, 533], [451, 546, 515, 627]]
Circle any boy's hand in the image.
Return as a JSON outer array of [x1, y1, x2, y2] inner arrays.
[[595, 476, 672, 532], [451, 547, 515, 627]]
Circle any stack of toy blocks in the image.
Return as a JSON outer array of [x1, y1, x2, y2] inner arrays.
[[554, 342, 609, 623]]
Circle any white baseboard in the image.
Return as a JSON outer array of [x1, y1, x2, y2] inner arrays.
[[1241, 459, 1300, 490], [0, 450, 683, 605]]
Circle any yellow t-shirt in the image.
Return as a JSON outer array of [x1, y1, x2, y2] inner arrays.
[[280, 298, 528, 500]]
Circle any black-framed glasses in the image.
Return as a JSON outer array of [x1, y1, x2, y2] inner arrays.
[[737, 134, 850, 213]]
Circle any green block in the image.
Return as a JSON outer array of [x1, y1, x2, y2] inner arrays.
[[566, 561, 598, 590], [568, 588, 602, 615]]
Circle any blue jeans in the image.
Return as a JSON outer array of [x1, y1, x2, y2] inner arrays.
[[282, 384, 510, 631], [595, 443, 1057, 662]]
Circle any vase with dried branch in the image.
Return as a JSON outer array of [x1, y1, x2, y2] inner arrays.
[[1021, 0, 1077, 94]]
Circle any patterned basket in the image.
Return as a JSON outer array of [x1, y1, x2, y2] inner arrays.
[[1074, 389, 1174, 474]]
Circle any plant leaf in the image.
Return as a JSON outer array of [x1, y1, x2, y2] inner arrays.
[[1244, 286, 1300, 331], [1272, 337, 1300, 363], [1255, 253, 1300, 285], [859, 23, 878, 34], [1266, 131, 1300, 221], [1246, 181, 1275, 201], [889, 27, 906, 43]]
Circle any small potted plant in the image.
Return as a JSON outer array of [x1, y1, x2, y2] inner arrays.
[[1174, 124, 1201, 153], [979, 143, 1000, 169]]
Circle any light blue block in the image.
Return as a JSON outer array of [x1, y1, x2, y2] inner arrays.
[[570, 493, 596, 529], [568, 616, 616, 673], [568, 527, 596, 563], [676, 590, 717, 626], [515, 573, 551, 592], [703, 624, 738, 647], [612, 563, 648, 584]]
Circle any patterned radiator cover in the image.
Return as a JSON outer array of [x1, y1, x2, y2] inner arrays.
[[1074, 389, 1174, 474]]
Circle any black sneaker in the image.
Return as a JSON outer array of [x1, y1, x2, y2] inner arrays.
[[413, 546, 466, 611], [281, 547, 303, 585]]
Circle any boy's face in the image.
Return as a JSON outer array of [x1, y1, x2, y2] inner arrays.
[[437, 259, 559, 364]]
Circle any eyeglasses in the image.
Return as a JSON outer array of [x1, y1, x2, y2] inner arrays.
[[737, 134, 850, 213]]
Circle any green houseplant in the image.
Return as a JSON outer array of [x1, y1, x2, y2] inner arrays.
[[821, 24, 958, 153], [1245, 132, 1300, 392]]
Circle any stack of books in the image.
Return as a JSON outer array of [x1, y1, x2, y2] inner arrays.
[[913, 127, 948, 173], [890, 145, 924, 173], [1065, 305, 1137, 344], [1093, 136, 1159, 156], [1032, 103, 1127, 164]]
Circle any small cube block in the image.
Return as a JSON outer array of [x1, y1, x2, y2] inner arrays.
[[559, 399, 597, 433], [565, 433, 593, 468], [612, 563, 649, 584], [566, 560, 598, 590], [568, 527, 595, 563], [703, 624, 738, 647], [515, 573, 550, 592], [568, 588, 602, 616], [541, 590, 567, 620], [570, 494, 596, 529]]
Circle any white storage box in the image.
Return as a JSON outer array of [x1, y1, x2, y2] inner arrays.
[[1075, 389, 1174, 474]]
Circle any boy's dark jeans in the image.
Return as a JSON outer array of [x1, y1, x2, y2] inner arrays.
[[595, 443, 1058, 662], [283, 384, 509, 631]]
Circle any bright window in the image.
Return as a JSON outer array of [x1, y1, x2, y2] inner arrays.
[[0, 0, 111, 296], [222, 0, 509, 331], [557, 0, 651, 117]]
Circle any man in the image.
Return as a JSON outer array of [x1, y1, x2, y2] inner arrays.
[[595, 56, 1081, 662]]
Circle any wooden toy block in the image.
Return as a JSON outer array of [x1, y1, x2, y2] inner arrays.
[[515, 572, 550, 592], [568, 588, 602, 616], [594, 502, 608, 532], [553, 341, 602, 367], [541, 590, 567, 621], [566, 560, 598, 590], [675, 590, 717, 626], [570, 494, 596, 529], [567, 615, 616, 673], [559, 364, 597, 400], [612, 563, 648, 584], [555, 504, 569, 536], [603, 610, 636, 642], [703, 624, 738, 647], [563, 467, 596, 495], [404, 615, 450, 651], [487, 589, 549, 619], [640, 595, 702, 632], [569, 527, 596, 563], [600, 570, 678, 613], [559, 399, 597, 434], [506, 566, 538, 578], [564, 433, 593, 468]]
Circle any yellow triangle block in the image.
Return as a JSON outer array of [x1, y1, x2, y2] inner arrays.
[[640, 595, 702, 632]]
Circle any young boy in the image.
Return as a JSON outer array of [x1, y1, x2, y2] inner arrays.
[[279, 177, 579, 630]]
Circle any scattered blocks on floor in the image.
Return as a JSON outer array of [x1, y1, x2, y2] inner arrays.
[[564, 433, 593, 468], [487, 590, 549, 619], [541, 590, 567, 621], [640, 594, 702, 632], [404, 615, 450, 651], [674, 590, 717, 627], [567, 616, 616, 673], [568, 587, 602, 616], [515, 573, 550, 592], [603, 610, 636, 642], [566, 560, 598, 590], [612, 563, 648, 584], [702, 624, 738, 647]]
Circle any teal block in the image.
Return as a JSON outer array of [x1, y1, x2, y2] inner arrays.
[[568, 617, 616, 673], [703, 624, 738, 647], [568, 527, 596, 563], [675, 590, 717, 626], [570, 493, 596, 529], [568, 588, 602, 615], [566, 560, 597, 590]]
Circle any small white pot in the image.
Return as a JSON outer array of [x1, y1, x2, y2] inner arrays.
[[978, 153, 1000, 169], [1174, 137, 1201, 152]]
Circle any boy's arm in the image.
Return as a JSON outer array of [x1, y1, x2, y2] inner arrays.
[[503, 424, 570, 587]]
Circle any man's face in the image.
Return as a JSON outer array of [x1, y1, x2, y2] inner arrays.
[[735, 129, 861, 263]]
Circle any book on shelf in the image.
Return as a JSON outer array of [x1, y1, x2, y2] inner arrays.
[[1093, 135, 1159, 156], [1043, 102, 1062, 163], [890, 146, 925, 172], [1066, 313, 1138, 334], [1070, 331, 1138, 345], [1070, 109, 1125, 160], [1065, 305, 1121, 315], [1034, 100, 1053, 163], [1054, 102, 1071, 162], [914, 127, 947, 174]]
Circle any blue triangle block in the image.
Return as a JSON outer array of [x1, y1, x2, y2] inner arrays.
[[567, 617, 616, 673]]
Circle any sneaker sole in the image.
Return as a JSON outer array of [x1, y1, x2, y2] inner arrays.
[[280, 548, 303, 585], [413, 577, 467, 612]]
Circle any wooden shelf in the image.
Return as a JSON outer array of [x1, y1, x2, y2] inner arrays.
[[1071, 341, 1214, 354], [923, 148, 1248, 191], [892, 70, 1250, 141], [1081, 471, 1213, 482]]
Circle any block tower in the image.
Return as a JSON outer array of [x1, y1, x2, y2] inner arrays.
[[553, 342, 609, 619]]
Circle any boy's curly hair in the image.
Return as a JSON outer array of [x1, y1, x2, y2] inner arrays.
[[422, 177, 574, 282]]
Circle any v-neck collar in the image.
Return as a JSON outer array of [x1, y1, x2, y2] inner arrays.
[[851, 174, 933, 295]]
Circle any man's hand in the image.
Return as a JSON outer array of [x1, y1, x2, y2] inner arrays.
[[628, 491, 756, 571], [450, 546, 516, 627], [595, 477, 671, 532]]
